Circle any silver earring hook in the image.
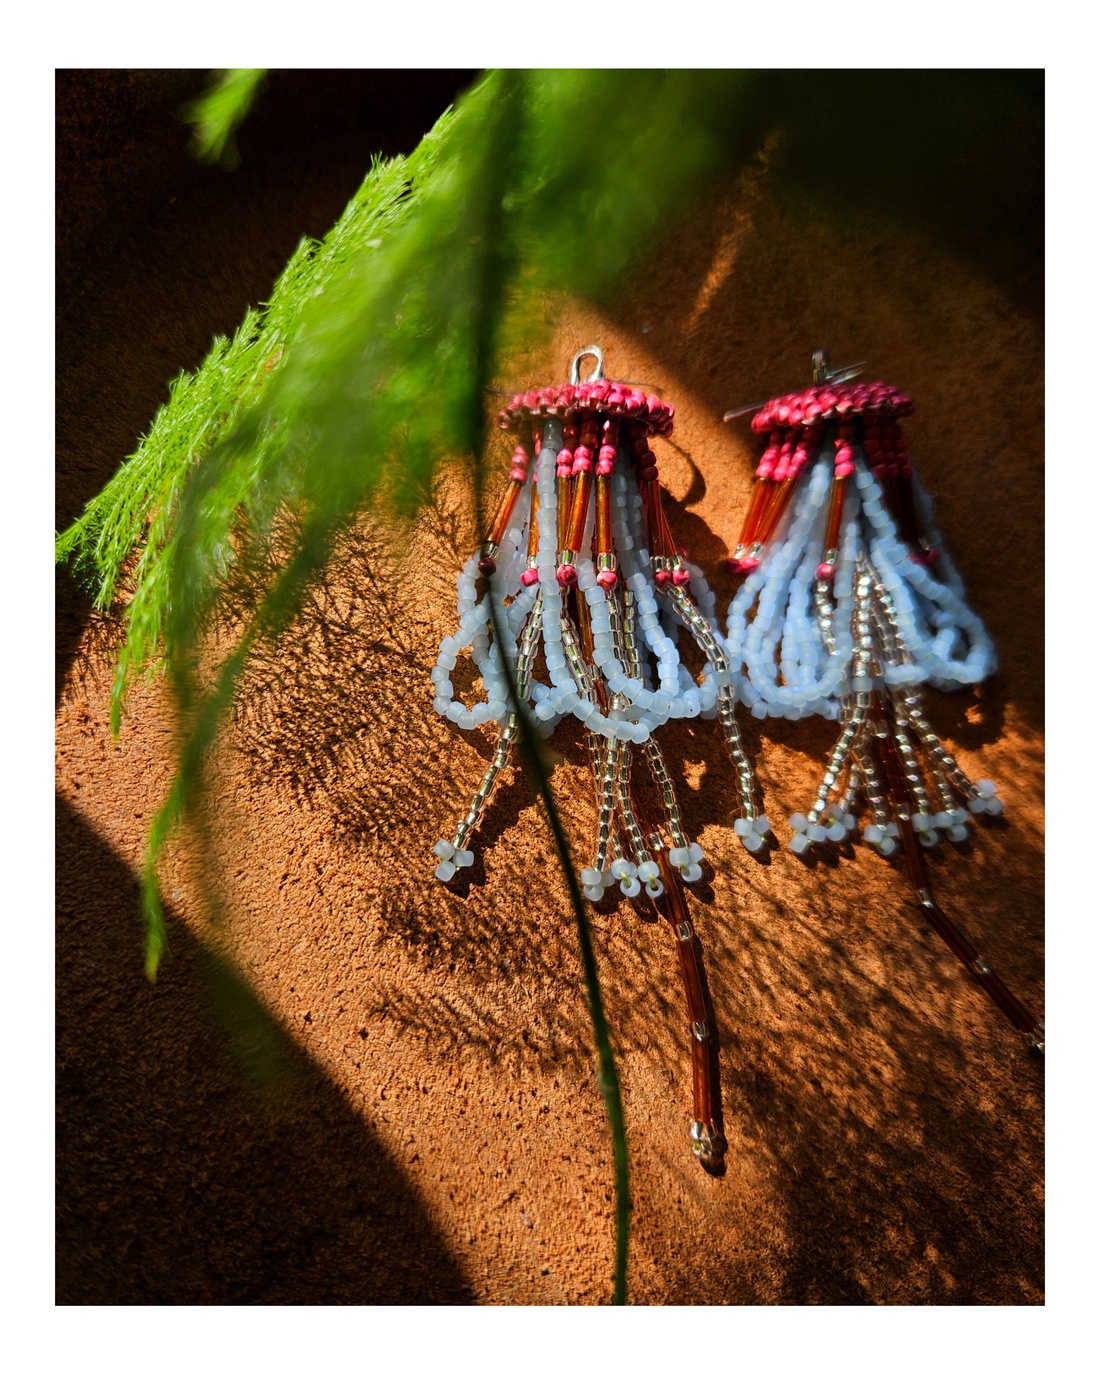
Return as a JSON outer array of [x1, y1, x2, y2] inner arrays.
[[723, 350, 868, 422], [570, 345, 605, 385], [483, 345, 663, 399]]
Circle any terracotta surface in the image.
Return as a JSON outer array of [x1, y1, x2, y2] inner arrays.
[[56, 72, 1043, 1305]]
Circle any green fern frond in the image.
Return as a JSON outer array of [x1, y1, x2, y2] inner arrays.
[[186, 67, 267, 167]]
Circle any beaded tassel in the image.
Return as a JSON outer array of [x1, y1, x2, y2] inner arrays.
[[430, 346, 765, 1165], [723, 353, 1042, 1051]]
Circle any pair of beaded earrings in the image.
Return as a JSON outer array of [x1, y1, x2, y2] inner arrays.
[[430, 346, 1042, 1168]]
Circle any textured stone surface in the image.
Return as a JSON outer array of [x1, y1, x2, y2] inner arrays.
[[56, 71, 1043, 1305]]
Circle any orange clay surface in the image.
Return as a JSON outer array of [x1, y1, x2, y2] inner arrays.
[[57, 72, 1043, 1305]]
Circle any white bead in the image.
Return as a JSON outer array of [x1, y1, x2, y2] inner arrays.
[[752, 815, 772, 835], [789, 833, 811, 855], [434, 860, 457, 882], [611, 858, 634, 880], [807, 824, 827, 843], [454, 849, 474, 868], [789, 812, 808, 832], [824, 820, 845, 842], [581, 867, 601, 886], [682, 863, 703, 883], [864, 824, 883, 844], [433, 839, 456, 860], [620, 876, 642, 897], [733, 818, 752, 837], [688, 842, 704, 863], [878, 837, 898, 856], [583, 884, 604, 902], [741, 832, 763, 852], [644, 879, 665, 899], [637, 861, 659, 882]]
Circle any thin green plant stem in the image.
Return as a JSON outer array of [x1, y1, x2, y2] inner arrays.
[[467, 72, 629, 1304]]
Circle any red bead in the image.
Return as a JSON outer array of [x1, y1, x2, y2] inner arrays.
[[478, 555, 497, 576], [520, 567, 539, 586], [672, 567, 690, 586], [556, 564, 578, 588]]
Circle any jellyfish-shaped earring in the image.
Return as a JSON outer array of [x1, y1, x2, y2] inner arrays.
[[429, 346, 770, 1164], [720, 351, 1043, 1051]]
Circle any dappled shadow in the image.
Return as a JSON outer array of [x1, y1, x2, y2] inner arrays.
[[225, 495, 1043, 1301], [56, 797, 474, 1304]]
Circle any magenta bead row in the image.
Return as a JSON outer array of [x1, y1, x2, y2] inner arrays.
[[498, 381, 674, 436], [750, 380, 912, 434]]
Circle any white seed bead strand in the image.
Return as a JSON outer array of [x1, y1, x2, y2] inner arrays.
[[855, 454, 996, 689]]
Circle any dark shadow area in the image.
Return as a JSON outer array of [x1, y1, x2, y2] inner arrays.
[[56, 67, 478, 707], [56, 796, 474, 1304]]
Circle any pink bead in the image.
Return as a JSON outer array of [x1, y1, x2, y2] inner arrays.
[[925, 546, 939, 565], [726, 556, 743, 574], [835, 462, 854, 478], [596, 569, 619, 590], [556, 564, 578, 588], [509, 467, 526, 482], [520, 567, 539, 586], [596, 459, 614, 477], [672, 567, 690, 586], [572, 456, 592, 474], [739, 556, 760, 573], [478, 555, 496, 576], [816, 562, 836, 581], [654, 568, 672, 586]]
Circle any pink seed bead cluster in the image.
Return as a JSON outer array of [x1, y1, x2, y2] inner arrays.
[[863, 420, 912, 482], [749, 380, 912, 434], [833, 421, 856, 480], [509, 437, 533, 484], [628, 421, 660, 483], [498, 381, 674, 436]]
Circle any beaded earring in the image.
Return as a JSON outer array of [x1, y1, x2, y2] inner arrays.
[[430, 345, 767, 1165], [721, 352, 1043, 1051]]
